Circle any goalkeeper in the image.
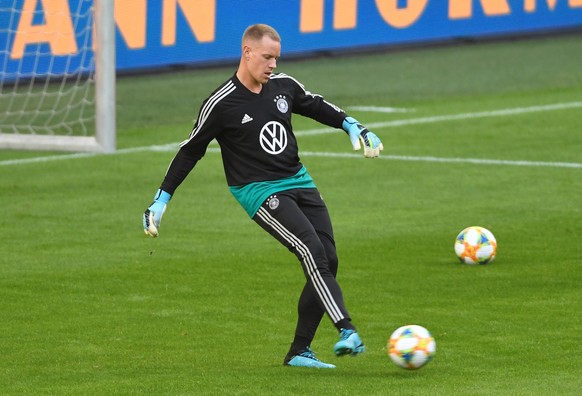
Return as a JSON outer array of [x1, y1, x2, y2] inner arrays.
[[143, 24, 383, 369]]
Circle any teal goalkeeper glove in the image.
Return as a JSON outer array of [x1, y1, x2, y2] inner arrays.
[[343, 116, 384, 158], [143, 189, 171, 237]]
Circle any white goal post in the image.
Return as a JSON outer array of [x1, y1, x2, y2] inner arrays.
[[0, 0, 115, 153]]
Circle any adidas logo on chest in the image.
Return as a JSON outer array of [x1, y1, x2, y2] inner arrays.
[[241, 114, 253, 124]]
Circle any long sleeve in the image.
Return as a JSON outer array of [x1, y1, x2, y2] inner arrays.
[[289, 76, 347, 129], [158, 81, 225, 194], [159, 147, 200, 195]]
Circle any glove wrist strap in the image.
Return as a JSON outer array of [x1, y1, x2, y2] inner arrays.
[[342, 116, 360, 134], [154, 189, 172, 204]]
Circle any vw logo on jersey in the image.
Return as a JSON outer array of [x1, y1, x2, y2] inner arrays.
[[259, 121, 287, 155], [274, 95, 289, 113]]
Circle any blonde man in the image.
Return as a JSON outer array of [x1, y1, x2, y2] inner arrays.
[[144, 24, 382, 368]]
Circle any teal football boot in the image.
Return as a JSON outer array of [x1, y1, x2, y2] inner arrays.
[[285, 347, 336, 369], [333, 328, 365, 357]]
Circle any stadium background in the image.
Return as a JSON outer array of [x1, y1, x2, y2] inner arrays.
[[3, 0, 582, 75], [1, 2, 582, 395], [111, 0, 582, 71]]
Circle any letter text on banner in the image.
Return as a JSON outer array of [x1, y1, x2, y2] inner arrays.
[[525, 0, 558, 11], [162, 0, 215, 46], [334, 0, 358, 30], [375, 0, 429, 29], [115, 0, 146, 49], [449, 0, 511, 19], [300, 0, 358, 32], [300, 0, 324, 32], [525, 0, 582, 11], [11, 0, 77, 59]]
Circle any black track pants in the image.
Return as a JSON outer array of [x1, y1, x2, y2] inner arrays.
[[253, 188, 351, 342]]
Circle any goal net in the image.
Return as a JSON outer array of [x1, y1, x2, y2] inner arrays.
[[0, 0, 115, 153]]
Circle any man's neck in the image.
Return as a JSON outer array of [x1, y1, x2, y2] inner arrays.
[[236, 70, 262, 94]]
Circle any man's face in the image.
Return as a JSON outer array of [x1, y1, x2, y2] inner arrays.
[[244, 36, 281, 85]]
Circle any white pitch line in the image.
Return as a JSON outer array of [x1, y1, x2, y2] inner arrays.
[[0, 143, 179, 166], [299, 151, 582, 169], [347, 106, 412, 113], [295, 101, 582, 137], [1, 101, 581, 168]]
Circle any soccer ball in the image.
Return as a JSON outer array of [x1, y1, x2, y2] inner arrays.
[[454, 226, 497, 265], [388, 325, 436, 370]]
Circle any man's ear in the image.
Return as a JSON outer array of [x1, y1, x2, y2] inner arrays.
[[243, 45, 251, 60]]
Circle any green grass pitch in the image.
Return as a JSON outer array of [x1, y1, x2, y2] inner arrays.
[[1, 33, 581, 395]]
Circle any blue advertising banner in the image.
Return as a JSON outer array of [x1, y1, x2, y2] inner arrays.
[[1, 0, 581, 77]]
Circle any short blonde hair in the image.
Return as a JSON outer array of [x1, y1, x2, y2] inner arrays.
[[242, 24, 280, 46]]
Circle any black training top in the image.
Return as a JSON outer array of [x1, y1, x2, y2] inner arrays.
[[160, 72, 347, 195]]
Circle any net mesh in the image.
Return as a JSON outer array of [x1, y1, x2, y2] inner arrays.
[[0, 0, 95, 137]]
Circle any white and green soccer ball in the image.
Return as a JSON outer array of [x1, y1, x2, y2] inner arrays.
[[388, 325, 436, 370], [454, 226, 497, 265]]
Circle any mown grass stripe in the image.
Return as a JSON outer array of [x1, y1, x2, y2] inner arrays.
[[2, 101, 581, 169]]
